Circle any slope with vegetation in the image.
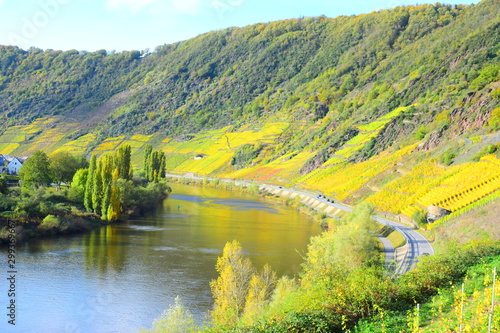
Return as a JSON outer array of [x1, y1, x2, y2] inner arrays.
[[1, 0, 500, 331], [1, 0, 499, 227]]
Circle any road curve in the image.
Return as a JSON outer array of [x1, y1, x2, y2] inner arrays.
[[166, 173, 434, 274], [259, 183, 434, 275]]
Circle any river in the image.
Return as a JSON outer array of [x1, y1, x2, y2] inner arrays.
[[1, 184, 320, 333]]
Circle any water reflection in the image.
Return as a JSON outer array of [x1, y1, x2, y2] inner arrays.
[[2, 184, 320, 333]]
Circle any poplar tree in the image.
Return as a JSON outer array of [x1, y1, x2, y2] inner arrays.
[[144, 148, 167, 182], [92, 160, 103, 216], [107, 169, 121, 221], [144, 144, 153, 179], [84, 155, 96, 212], [83, 147, 133, 220], [101, 155, 113, 218], [115, 145, 133, 180]]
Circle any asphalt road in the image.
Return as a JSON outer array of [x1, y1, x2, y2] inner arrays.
[[166, 173, 434, 274], [259, 183, 435, 274]]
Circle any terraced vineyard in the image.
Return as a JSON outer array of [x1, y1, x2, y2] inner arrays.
[[323, 106, 413, 165], [1, 111, 498, 227], [415, 155, 500, 212]]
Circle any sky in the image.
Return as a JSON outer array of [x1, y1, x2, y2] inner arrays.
[[0, 0, 482, 53]]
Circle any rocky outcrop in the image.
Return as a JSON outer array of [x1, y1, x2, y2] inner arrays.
[[418, 128, 445, 152], [427, 205, 451, 223]]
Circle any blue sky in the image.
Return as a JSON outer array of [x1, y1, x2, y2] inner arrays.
[[0, 0, 481, 52]]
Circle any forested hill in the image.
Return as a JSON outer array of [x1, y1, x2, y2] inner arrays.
[[1, 0, 499, 221], [1, 0, 499, 139]]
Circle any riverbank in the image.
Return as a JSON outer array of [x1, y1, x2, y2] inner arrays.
[[0, 180, 171, 245], [0, 211, 108, 244]]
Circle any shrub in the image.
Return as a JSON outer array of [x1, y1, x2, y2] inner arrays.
[[488, 107, 500, 130], [415, 125, 429, 139], [140, 296, 197, 333], [438, 149, 457, 166], [40, 214, 60, 230], [412, 210, 427, 227], [471, 144, 498, 161], [231, 144, 263, 168]]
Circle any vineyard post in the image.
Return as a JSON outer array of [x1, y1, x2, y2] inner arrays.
[[488, 267, 496, 333], [414, 303, 420, 333], [460, 283, 465, 333]]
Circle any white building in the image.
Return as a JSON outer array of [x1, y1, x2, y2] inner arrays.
[[6, 157, 25, 175]]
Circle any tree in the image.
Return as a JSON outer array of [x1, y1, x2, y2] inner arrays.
[[106, 169, 121, 221], [242, 264, 277, 323], [18, 150, 52, 188], [0, 174, 8, 194], [84, 155, 97, 212], [144, 144, 153, 179], [71, 168, 88, 190], [82, 148, 135, 220], [144, 146, 166, 182], [210, 240, 255, 327], [68, 168, 88, 203], [92, 160, 103, 215], [100, 155, 113, 219], [115, 145, 133, 180], [301, 203, 380, 288], [49, 152, 85, 190]]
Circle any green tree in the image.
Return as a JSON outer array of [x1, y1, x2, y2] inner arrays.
[[144, 144, 153, 179], [101, 155, 113, 219], [92, 160, 103, 215], [84, 155, 97, 212], [18, 150, 52, 188], [49, 152, 84, 190], [106, 169, 121, 221], [301, 203, 380, 288], [71, 168, 88, 190], [68, 168, 88, 203], [231, 144, 262, 169], [144, 147, 166, 182], [340, 74, 355, 93], [115, 145, 133, 180], [0, 174, 8, 194]]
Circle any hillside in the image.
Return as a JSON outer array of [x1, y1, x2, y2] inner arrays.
[[1, 0, 499, 225]]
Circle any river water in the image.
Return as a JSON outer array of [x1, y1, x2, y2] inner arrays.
[[1, 184, 320, 333]]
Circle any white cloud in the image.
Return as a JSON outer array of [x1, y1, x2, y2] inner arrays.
[[106, 0, 204, 14]]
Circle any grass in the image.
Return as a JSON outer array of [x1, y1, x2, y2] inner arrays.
[[375, 225, 406, 248], [387, 229, 406, 248]]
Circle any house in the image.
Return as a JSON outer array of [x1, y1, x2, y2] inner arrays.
[[5, 156, 26, 175], [194, 154, 208, 160]]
